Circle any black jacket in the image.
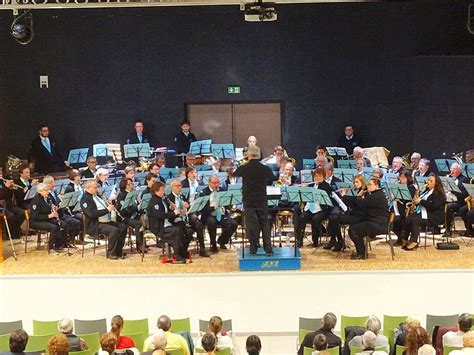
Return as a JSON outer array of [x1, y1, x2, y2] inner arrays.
[[80, 192, 109, 236], [174, 131, 197, 154], [419, 189, 446, 226], [356, 188, 389, 225], [14, 179, 34, 210], [298, 328, 342, 355], [30, 195, 54, 222], [337, 133, 363, 155], [64, 182, 83, 194], [116, 190, 139, 220], [146, 195, 175, 235], [449, 174, 470, 203], [233, 159, 274, 209], [394, 184, 417, 218], [327, 175, 342, 192], [27, 135, 65, 174], [81, 168, 96, 179], [126, 132, 152, 145], [308, 180, 334, 212]]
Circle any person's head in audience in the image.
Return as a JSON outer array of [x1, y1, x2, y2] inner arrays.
[[157, 315, 172, 332], [151, 329, 167, 355], [151, 182, 166, 198], [365, 315, 382, 335], [47, 333, 69, 355], [201, 333, 217, 354], [321, 312, 337, 333], [110, 315, 125, 337], [353, 175, 367, 191], [100, 332, 118, 354], [58, 318, 74, 335], [418, 344, 436, 355], [405, 316, 421, 330], [208, 316, 224, 336], [313, 334, 328, 351], [405, 327, 430, 355], [246, 335, 262, 355], [9, 329, 28, 353], [457, 313, 473, 333], [362, 331, 377, 350], [463, 332, 474, 348]]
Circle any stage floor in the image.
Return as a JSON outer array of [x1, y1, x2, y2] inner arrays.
[[1, 233, 473, 275]]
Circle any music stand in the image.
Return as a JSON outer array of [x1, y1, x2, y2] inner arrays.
[[134, 172, 147, 186], [139, 193, 152, 210], [335, 181, 353, 189], [195, 165, 212, 171], [53, 179, 70, 194], [440, 176, 462, 193], [435, 159, 456, 173], [228, 184, 243, 191], [123, 143, 151, 159], [362, 167, 376, 181], [188, 196, 210, 214], [217, 190, 243, 207], [314, 189, 333, 206], [99, 184, 116, 200], [337, 160, 357, 169], [302, 159, 316, 170], [68, 148, 89, 166], [326, 147, 348, 158], [122, 190, 140, 209], [333, 168, 357, 183], [461, 163, 474, 178], [93, 144, 109, 158], [299, 170, 314, 184], [190, 140, 212, 156], [389, 183, 412, 201], [59, 191, 81, 209], [384, 172, 399, 185], [265, 163, 279, 171], [24, 185, 37, 200], [415, 176, 429, 188], [211, 144, 235, 159]]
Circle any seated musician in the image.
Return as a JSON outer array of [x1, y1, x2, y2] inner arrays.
[[324, 162, 342, 191], [147, 163, 166, 184], [80, 180, 127, 259], [167, 179, 208, 257], [81, 156, 97, 179], [410, 152, 421, 171], [278, 162, 298, 185], [413, 158, 434, 178], [348, 178, 389, 260], [147, 181, 189, 263], [181, 167, 203, 203], [356, 158, 366, 174], [401, 175, 446, 250], [372, 169, 384, 180], [392, 171, 417, 246], [296, 168, 333, 248], [96, 168, 110, 188], [156, 155, 166, 168], [64, 169, 83, 194], [2, 176, 26, 239], [262, 145, 286, 165], [315, 145, 327, 160], [123, 166, 136, 184], [142, 173, 158, 197], [353, 147, 372, 167], [14, 163, 39, 210], [458, 195, 473, 237], [315, 155, 328, 169], [446, 163, 469, 233], [43, 175, 81, 245], [224, 166, 242, 190], [185, 153, 196, 168], [199, 175, 238, 253], [29, 183, 66, 252], [389, 156, 404, 175], [117, 178, 145, 252]]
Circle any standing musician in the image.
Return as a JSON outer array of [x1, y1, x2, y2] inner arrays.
[[29, 183, 66, 252], [392, 171, 417, 246], [126, 120, 152, 145], [388, 156, 404, 175], [174, 121, 197, 156], [64, 169, 84, 194], [296, 168, 333, 248], [27, 123, 67, 174], [445, 163, 469, 233], [116, 178, 145, 252], [43, 175, 81, 244], [167, 179, 209, 257], [181, 167, 203, 203], [401, 175, 446, 251], [348, 178, 388, 260], [233, 145, 274, 256], [14, 164, 39, 210], [81, 180, 127, 259], [147, 181, 189, 263], [199, 175, 238, 253], [81, 156, 98, 179], [148, 163, 166, 184], [413, 158, 434, 178], [324, 163, 344, 250], [2, 177, 26, 239], [337, 123, 363, 155]]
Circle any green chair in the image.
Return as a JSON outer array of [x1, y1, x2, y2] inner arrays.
[[122, 332, 146, 352], [32, 320, 59, 335], [328, 347, 340, 355], [396, 345, 405, 355], [299, 329, 312, 345], [350, 346, 387, 354], [0, 333, 10, 352], [171, 318, 191, 333], [166, 348, 185, 355], [69, 350, 94, 355], [0, 320, 23, 335], [299, 317, 323, 332], [383, 315, 407, 353], [340, 316, 369, 343], [444, 346, 462, 355], [74, 319, 107, 336], [76, 332, 100, 353], [304, 347, 314, 355], [426, 314, 459, 337], [216, 349, 231, 355], [25, 333, 54, 352], [121, 319, 149, 337]]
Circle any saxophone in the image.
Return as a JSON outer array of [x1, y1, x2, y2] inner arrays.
[[405, 189, 419, 216]]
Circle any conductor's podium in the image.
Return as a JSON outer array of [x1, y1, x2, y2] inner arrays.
[[238, 246, 301, 271]]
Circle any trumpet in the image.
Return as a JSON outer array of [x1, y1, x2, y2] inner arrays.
[[0, 178, 28, 192], [275, 172, 291, 187]]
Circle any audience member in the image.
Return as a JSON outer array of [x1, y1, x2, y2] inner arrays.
[[312, 334, 330, 355], [443, 314, 473, 347], [47, 333, 69, 355], [299, 313, 342, 355], [110, 315, 136, 350], [404, 327, 431, 355], [246, 335, 262, 355], [195, 316, 233, 352], [99, 332, 118, 355], [58, 318, 89, 351], [8, 329, 28, 355], [349, 316, 390, 353], [201, 333, 217, 355], [450, 333, 474, 355], [357, 331, 388, 355], [151, 330, 167, 355], [418, 344, 436, 355], [143, 315, 190, 355]]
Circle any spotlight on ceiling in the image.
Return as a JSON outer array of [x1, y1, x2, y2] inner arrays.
[[11, 10, 34, 45], [244, 0, 277, 22]]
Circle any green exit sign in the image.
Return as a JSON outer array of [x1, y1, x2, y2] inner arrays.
[[228, 85, 240, 94]]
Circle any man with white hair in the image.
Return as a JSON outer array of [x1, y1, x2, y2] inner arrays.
[[446, 163, 470, 233], [357, 331, 388, 355], [413, 158, 433, 178], [411, 152, 421, 170], [353, 147, 372, 167], [58, 318, 88, 351], [389, 156, 404, 175], [29, 182, 66, 252], [418, 344, 436, 355], [96, 168, 110, 188], [348, 316, 390, 353]]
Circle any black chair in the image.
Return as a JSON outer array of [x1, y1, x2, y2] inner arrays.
[[82, 215, 107, 258], [24, 210, 50, 254]]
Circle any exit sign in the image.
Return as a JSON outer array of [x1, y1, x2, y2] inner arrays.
[[228, 85, 240, 94]]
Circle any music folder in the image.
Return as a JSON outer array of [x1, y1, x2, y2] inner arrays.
[[217, 190, 243, 207], [122, 190, 140, 209], [123, 143, 151, 159], [59, 191, 82, 209], [24, 185, 38, 200], [189, 140, 213, 156], [211, 144, 235, 159], [68, 148, 89, 165], [440, 176, 462, 193], [388, 183, 412, 201], [285, 186, 315, 203], [435, 159, 456, 173], [139, 193, 152, 210], [188, 196, 210, 214], [463, 183, 474, 197], [326, 147, 348, 158]]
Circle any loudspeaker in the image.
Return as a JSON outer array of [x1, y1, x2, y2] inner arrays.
[[436, 242, 460, 250]]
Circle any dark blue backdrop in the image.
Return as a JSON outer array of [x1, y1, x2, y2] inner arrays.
[[0, 1, 473, 168]]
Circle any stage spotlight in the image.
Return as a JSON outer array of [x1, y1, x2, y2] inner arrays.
[[11, 10, 34, 45]]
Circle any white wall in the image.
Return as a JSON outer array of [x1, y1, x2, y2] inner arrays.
[[1, 269, 473, 336]]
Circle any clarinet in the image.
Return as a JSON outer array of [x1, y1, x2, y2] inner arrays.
[[48, 197, 64, 231]]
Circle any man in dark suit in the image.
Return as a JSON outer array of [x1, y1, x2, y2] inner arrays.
[[234, 146, 274, 256], [174, 121, 197, 155], [27, 123, 67, 174], [298, 313, 342, 355], [446, 163, 470, 233], [81, 157, 98, 179], [413, 158, 434, 178], [126, 120, 152, 146], [199, 175, 238, 253], [337, 123, 363, 155], [14, 164, 39, 210], [80, 180, 126, 259]]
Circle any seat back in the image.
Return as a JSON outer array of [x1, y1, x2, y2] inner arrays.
[[32, 320, 59, 335], [350, 346, 386, 354], [121, 332, 146, 353], [340, 315, 369, 343], [299, 329, 312, 344], [304, 347, 314, 355], [69, 350, 95, 355], [383, 315, 407, 353], [426, 314, 459, 337], [0, 320, 23, 335], [74, 319, 107, 336], [171, 318, 191, 333], [25, 333, 54, 352], [76, 332, 101, 353], [198, 319, 233, 334], [299, 318, 322, 332], [121, 319, 149, 337], [396, 345, 406, 355]]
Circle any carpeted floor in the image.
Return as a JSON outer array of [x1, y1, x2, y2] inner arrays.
[[1, 232, 473, 275]]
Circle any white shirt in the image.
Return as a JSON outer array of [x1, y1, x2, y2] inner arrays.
[[194, 333, 233, 352], [450, 349, 474, 355], [443, 331, 469, 347], [93, 195, 111, 223]]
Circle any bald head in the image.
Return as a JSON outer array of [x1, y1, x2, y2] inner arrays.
[[247, 136, 257, 146]]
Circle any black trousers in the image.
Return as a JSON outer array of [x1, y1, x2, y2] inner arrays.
[[98, 222, 127, 257], [189, 213, 206, 249], [245, 207, 272, 254], [4, 207, 25, 239], [459, 206, 474, 236], [153, 225, 190, 260], [349, 221, 386, 256], [297, 210, 329, 245], [61, 214, 81, 241], [402, 213, 427, 243], [124, 217, 144, 248], [204, 215, 238, 247], [446, 201, 464, 231], [392, 215, 406, 240], [327, 206, 342, 242], [29, 220, 65, 250]]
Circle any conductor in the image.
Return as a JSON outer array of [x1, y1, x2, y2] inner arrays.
[[233, 145, 274, 256]]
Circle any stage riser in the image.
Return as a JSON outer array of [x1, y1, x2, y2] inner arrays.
[[238, 247, 301, 271]]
